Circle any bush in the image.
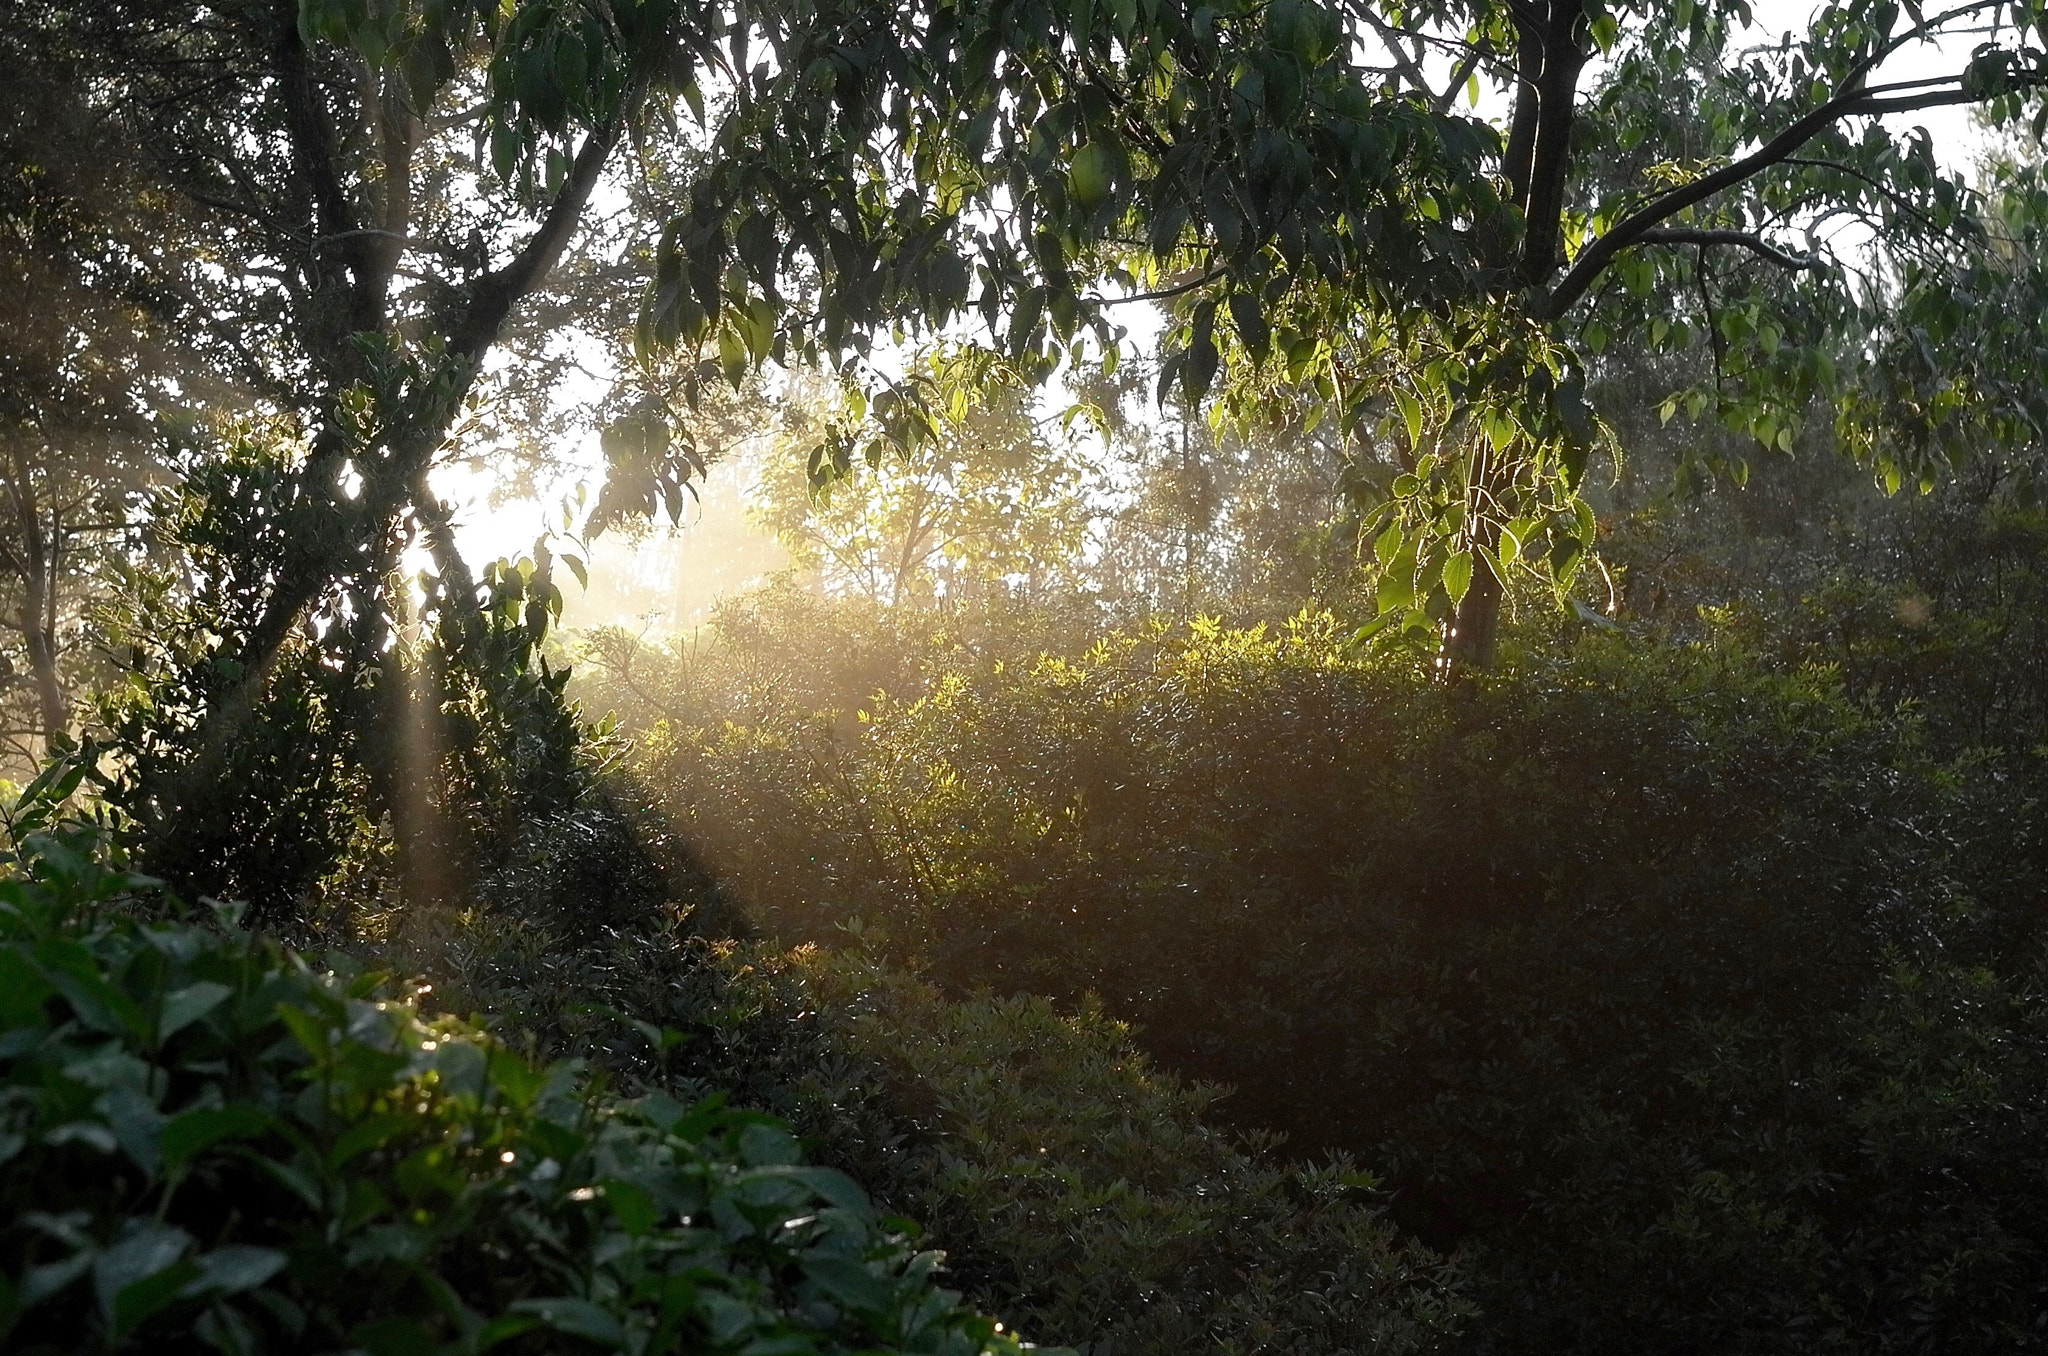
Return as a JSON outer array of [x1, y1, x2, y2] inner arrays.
[[1468, 945, 2048, 1353], [368, 892, 1468, 1356], [608, 605, 2048, 1352], [0, 813, 1037, 1356], [770, 949, 1469, 1355]]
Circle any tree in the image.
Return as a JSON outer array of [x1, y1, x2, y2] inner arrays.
[[756, 354, 1095, 610], [19, 0, 2044, 895], [0, 33, 227, 763], [6, 0, 734, 896], [1207, 0, 2048, 671], [1076, 357, 1362, 623], [647, 0, 2048, 673]]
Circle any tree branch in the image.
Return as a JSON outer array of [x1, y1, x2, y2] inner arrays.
[[1431, 48, 1486, 115], [1696, 245, 1726, 398], [1781, 155, 1950, 236], [273, 9, 365, 276], [1848, 1, 2006, 88], [1517, 0, 1592, 284], [1356, 6, 1437, 100], [1637, 227, 1823, 271], [1087, 266, 1225, 307], [1538, 67, 2046, 319], [1501, 21, 1543, 209], [450, 116, 628, 362]]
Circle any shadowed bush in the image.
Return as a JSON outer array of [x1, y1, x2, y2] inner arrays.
[[605, 606, 2048, 1353], [0, 807, 1040, 1356], [374, 884, 1469, 1356]]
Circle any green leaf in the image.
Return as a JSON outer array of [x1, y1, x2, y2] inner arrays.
[[187, 1246, 286, 1296], [112, 1259, 201, 1339], [489, 122, 520, 182], [274, 1003, 333, 1059], [159, 981, 232, 1042], [45, 1120, 120, 1154], [161, 1105, 275, 1171], [475, 1313, 544, 1351], [331, 1040, 409, 1095], [1148, 201, 1190, 257], [1228, 292, 1270, 360], [0, 948, 54, 1027], [602, 1179, 658, 1236], [1068, 142, 1113, 208], [739, 1122, 801, 1166], [35, 938, 148, 1038], [327, 1112, 412, 1169], [93, 1224, 193, 1326], [776, 1165, 872, 1215], [1556, 373, 1595, 451], [1373, 519, 1403, 565], [803, 1257, 892, 1315], [1394, 389, 1423, 449], [99, 1085, 167, 1173], [1184, 301, 1220, 404], [524, 1115, 587, 1163], [434, 1040, 489, 1102], [1442, 551, 1473, 605], [255, 1156, 324, 1211], [511, 1297, 627, 1347], [19, 1248, 93, 1311], [1378, 550, 1416, 613], [1484, 411, 1517, 455]]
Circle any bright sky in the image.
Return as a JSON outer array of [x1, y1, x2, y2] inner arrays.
[[1751, 0, 1994, 163]]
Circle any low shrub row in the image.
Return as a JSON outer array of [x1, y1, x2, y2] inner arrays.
[[0, 801, 1035, 1356], [365, 888, 1468, 1355]]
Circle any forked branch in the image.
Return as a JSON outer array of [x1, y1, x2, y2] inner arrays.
[[1538, 64, 2047, 319]]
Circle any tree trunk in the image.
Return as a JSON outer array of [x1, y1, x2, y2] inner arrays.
[[7, 464, 66, 742], [1437, 0, 1588, 676], [380, 640, 460, 905], [179, 102, 626, 767], [1442, 551, 1503, 679], [1441, 426, 1515, 681], [21, 602, 66, 743]]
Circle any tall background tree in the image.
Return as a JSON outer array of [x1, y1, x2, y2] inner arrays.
[[755, 354, 1096, 611], [0, 27, 216, 763]]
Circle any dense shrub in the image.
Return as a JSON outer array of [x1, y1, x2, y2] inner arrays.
[[0, 811, 1037, 1356], [368, 883, 1467, 1356], [605, 608, 2048, 1353], [1599, 446, 2048, 757], [778, 951, 1469, 1355]]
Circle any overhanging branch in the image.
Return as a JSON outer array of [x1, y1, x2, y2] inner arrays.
[[450, 113, 629, 363], [1086, 266, 1224, 307], [1537, 66, 2045, 319], [1635, 227, 1823, 271], [1357, 6, 1436, 100]]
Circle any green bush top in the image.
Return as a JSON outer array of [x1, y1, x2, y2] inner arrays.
[[0, 813, 1037, 1356]]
